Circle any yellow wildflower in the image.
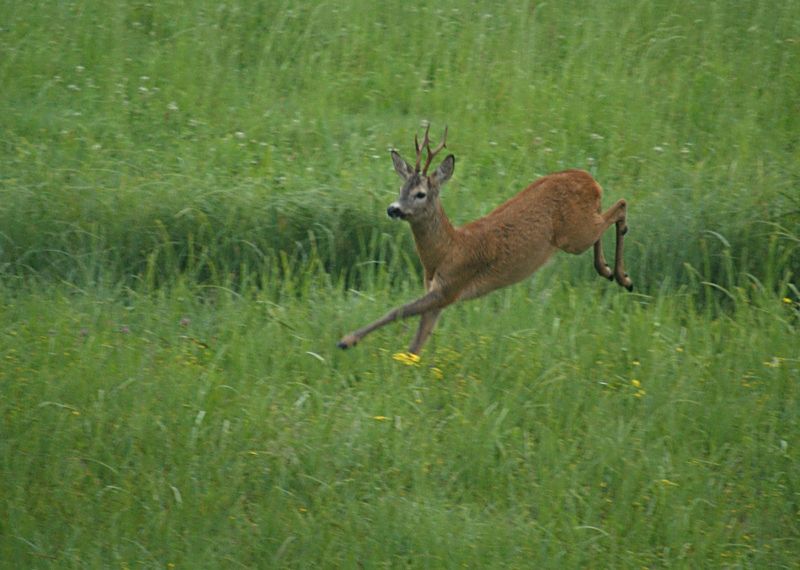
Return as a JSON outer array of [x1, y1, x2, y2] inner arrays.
[[631, 379, 641, 388], [392, 352, 421, 366], [782, 297, 793, 304], [372, 415, 390, 421], [430, 366, 444, 380]]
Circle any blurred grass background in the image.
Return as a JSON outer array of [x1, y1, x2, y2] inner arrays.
[[1, 0, 798, 292]]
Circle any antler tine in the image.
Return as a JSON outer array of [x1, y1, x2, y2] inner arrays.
[[422, 125, 448, 175], [414, 125, 431, 173]]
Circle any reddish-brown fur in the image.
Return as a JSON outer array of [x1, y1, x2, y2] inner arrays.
[[338, 126, 632, 355]]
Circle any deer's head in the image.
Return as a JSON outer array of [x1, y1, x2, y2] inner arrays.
[[387, 125, 455, 221]]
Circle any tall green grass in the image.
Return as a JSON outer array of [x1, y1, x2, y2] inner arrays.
[[1, 280, 798, 567]]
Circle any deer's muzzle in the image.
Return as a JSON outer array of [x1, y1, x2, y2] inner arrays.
[[387, 204, 407, 220]]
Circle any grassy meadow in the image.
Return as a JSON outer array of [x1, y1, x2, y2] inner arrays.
[[1, 0, 799, 567]]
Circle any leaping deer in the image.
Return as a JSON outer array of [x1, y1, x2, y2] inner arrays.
[[337, 125, 633, 355]]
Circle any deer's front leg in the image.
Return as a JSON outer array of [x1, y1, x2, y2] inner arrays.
[[337, 290, 449, 350], [407, 308, 442, 355]]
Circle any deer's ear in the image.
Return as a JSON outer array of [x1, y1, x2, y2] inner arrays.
[[391, 150, 415, 180], [430, 154, 455, 187]]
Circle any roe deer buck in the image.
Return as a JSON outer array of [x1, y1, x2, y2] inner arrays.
[[337, 125, 633, 355]]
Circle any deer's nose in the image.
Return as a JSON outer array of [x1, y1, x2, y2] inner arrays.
[[387, 204, 405, 219]]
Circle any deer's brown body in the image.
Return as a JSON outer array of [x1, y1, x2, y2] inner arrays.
[[338, 126, 633, 355]]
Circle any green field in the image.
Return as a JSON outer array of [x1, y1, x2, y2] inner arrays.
[[1, 1, 799, 567]]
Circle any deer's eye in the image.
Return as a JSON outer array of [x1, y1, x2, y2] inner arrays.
[[414, 191, 426, 200]]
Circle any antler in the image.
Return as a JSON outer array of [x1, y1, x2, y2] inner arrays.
[[413, 125, 430, 173], [413, 125, 448, 175]]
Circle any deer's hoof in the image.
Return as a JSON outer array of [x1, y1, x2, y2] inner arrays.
[[596, 264, 613, 281], [614, 271, 633, 291], [337, 335, 358, 349]]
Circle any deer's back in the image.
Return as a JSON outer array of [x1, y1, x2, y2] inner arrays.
[[449, 169, 603, 297], [460, 169, 601, 240]]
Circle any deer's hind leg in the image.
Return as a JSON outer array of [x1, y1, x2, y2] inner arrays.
[[593, 239, 614, 281], [612, 215, 633, 291], [579, 199, 632, 290], [594, 199, 633, 291], [592, 200, 622, 281]]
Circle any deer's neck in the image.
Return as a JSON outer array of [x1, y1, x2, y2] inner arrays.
[[409, 201, 457, 274]]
